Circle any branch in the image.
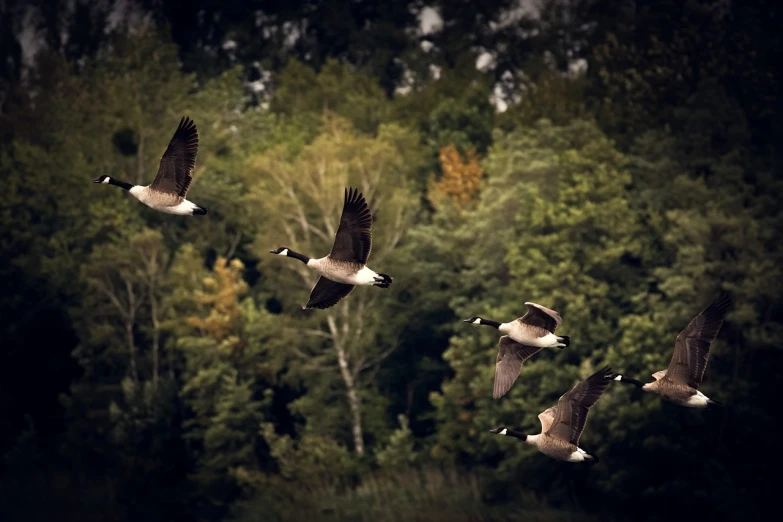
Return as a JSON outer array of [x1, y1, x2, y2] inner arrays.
[[225, 231, 242, 259], [358, 344, 398, 374], [290, 328, 333, 340]]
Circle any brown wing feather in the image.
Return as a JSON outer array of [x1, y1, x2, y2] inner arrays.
[[517, 302, 562, 333], [546, 367, 613, 445], [493, 336, 545, 399], [329, 188, 373, 264], [666, 292, 731, 388], [304, 277, 355, 310], [150, 116, 199, 197], [538, 406, 558, 434]]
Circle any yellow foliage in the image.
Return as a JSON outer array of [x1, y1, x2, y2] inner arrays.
[[429, 144, 482, 209], [187, 258, 247, 343]]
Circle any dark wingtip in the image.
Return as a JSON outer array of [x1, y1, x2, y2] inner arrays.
[[715, 291, 732, 310], [192, 206, 208, 216]]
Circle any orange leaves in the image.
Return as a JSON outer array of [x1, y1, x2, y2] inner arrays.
[[187, 258, 247, 343], [429, 144, 482, 209]]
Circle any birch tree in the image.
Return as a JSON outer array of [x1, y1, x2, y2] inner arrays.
[[249, 117, 422, 454]]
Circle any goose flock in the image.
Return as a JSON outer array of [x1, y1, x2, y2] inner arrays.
[[95, 116, 733, 465]]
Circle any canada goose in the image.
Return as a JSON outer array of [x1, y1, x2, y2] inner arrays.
[[465, 303, 571, 399], [490, 366, 613, 463], [270, 187, 393, 310], [92, 117, 207, 216], [464, 302, 571, 348], [612, 292, 731, 408]]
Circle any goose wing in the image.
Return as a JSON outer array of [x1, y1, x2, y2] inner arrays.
[[537, 406, 558, 434], [304, 277, 355, 310], [666, 292, 731, 389], [329, 188, 373, 264], [493, 336, 545, 398], [517, 302, 562, 333], [150, 116, 199, 197], [546, 367, 613, 445]]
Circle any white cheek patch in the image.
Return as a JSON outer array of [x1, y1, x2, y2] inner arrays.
[[102, 177, 111, 184], [614, 375, 622, 381], [473, 318, 481, 324], [278, 249, 289, 256], [500, 428, 508, 435]]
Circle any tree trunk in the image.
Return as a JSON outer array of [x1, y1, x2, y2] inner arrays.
[[125, 320, 139, 383], [150, 292, 160, 388], [125, 279, 139, 383], [136, 133, 145, 185], [336, 340, 364, 454]]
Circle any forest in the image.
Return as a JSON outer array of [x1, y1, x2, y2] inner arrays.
[[1, 1, 781, 521]]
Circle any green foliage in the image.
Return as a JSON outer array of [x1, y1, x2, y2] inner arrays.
[[271, 59, 393, 135], [375, 414, 418, 469], [2, 6, 782, 522], [175, 257, 278, 515]]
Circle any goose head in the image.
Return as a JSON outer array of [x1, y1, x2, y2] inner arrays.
[[92, 175, 112, 184], [463, 316, 484, 325], [270, 247, 291, 256], [489, 426, 508, 435]]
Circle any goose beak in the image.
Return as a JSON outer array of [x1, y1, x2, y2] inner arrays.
[[92, 177, 102, 183], [462, 318, 472, 323]]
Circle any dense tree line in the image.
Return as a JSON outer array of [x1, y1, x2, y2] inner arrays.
[[1, 1, 781, 521]]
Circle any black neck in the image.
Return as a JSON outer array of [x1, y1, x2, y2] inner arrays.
[[109, 178, 133, 191], [615, 375, 644, 389], [479, 318, 502, 329], [286, 249, 310, 264], [507, 429, 527, 441]]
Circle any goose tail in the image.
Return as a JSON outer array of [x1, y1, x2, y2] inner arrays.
[[374, 273, 393, 289]]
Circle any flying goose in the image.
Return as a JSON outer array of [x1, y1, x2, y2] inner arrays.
[[464, 303, 571, 348], [464, 303, 570, 398], [489, 366, 613, 463], [270, 187, 393, 310], [612, 292, 731, 408], [92, 117, 207, 216]]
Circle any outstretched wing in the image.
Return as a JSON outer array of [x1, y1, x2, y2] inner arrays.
[[150, 116, 199, 197], [517, 302, 562, 333], [328, 188, 373, 264], [537, 406, 558, 434], [666, 292, 731, 388], [304, 277, 355, 310], [546, 367, 613, 446], [493, 336, 545, 399]]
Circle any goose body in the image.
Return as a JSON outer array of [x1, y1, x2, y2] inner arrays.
[[612, 292, 731, 408], [270, 188, 393, 310], [464, 302, 571, 398], [490, 366, 614, 463], [464, 302, 570, 347], [93, 117, 207, 216]]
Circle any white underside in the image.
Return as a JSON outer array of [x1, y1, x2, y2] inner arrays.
[[566, 448, 589, 462], [156, 199, 200, 215], [499, 324, 561, 348], [307, 258, 379, 285], [683, 391, 711, 408], [129, 186, 200, 215]]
